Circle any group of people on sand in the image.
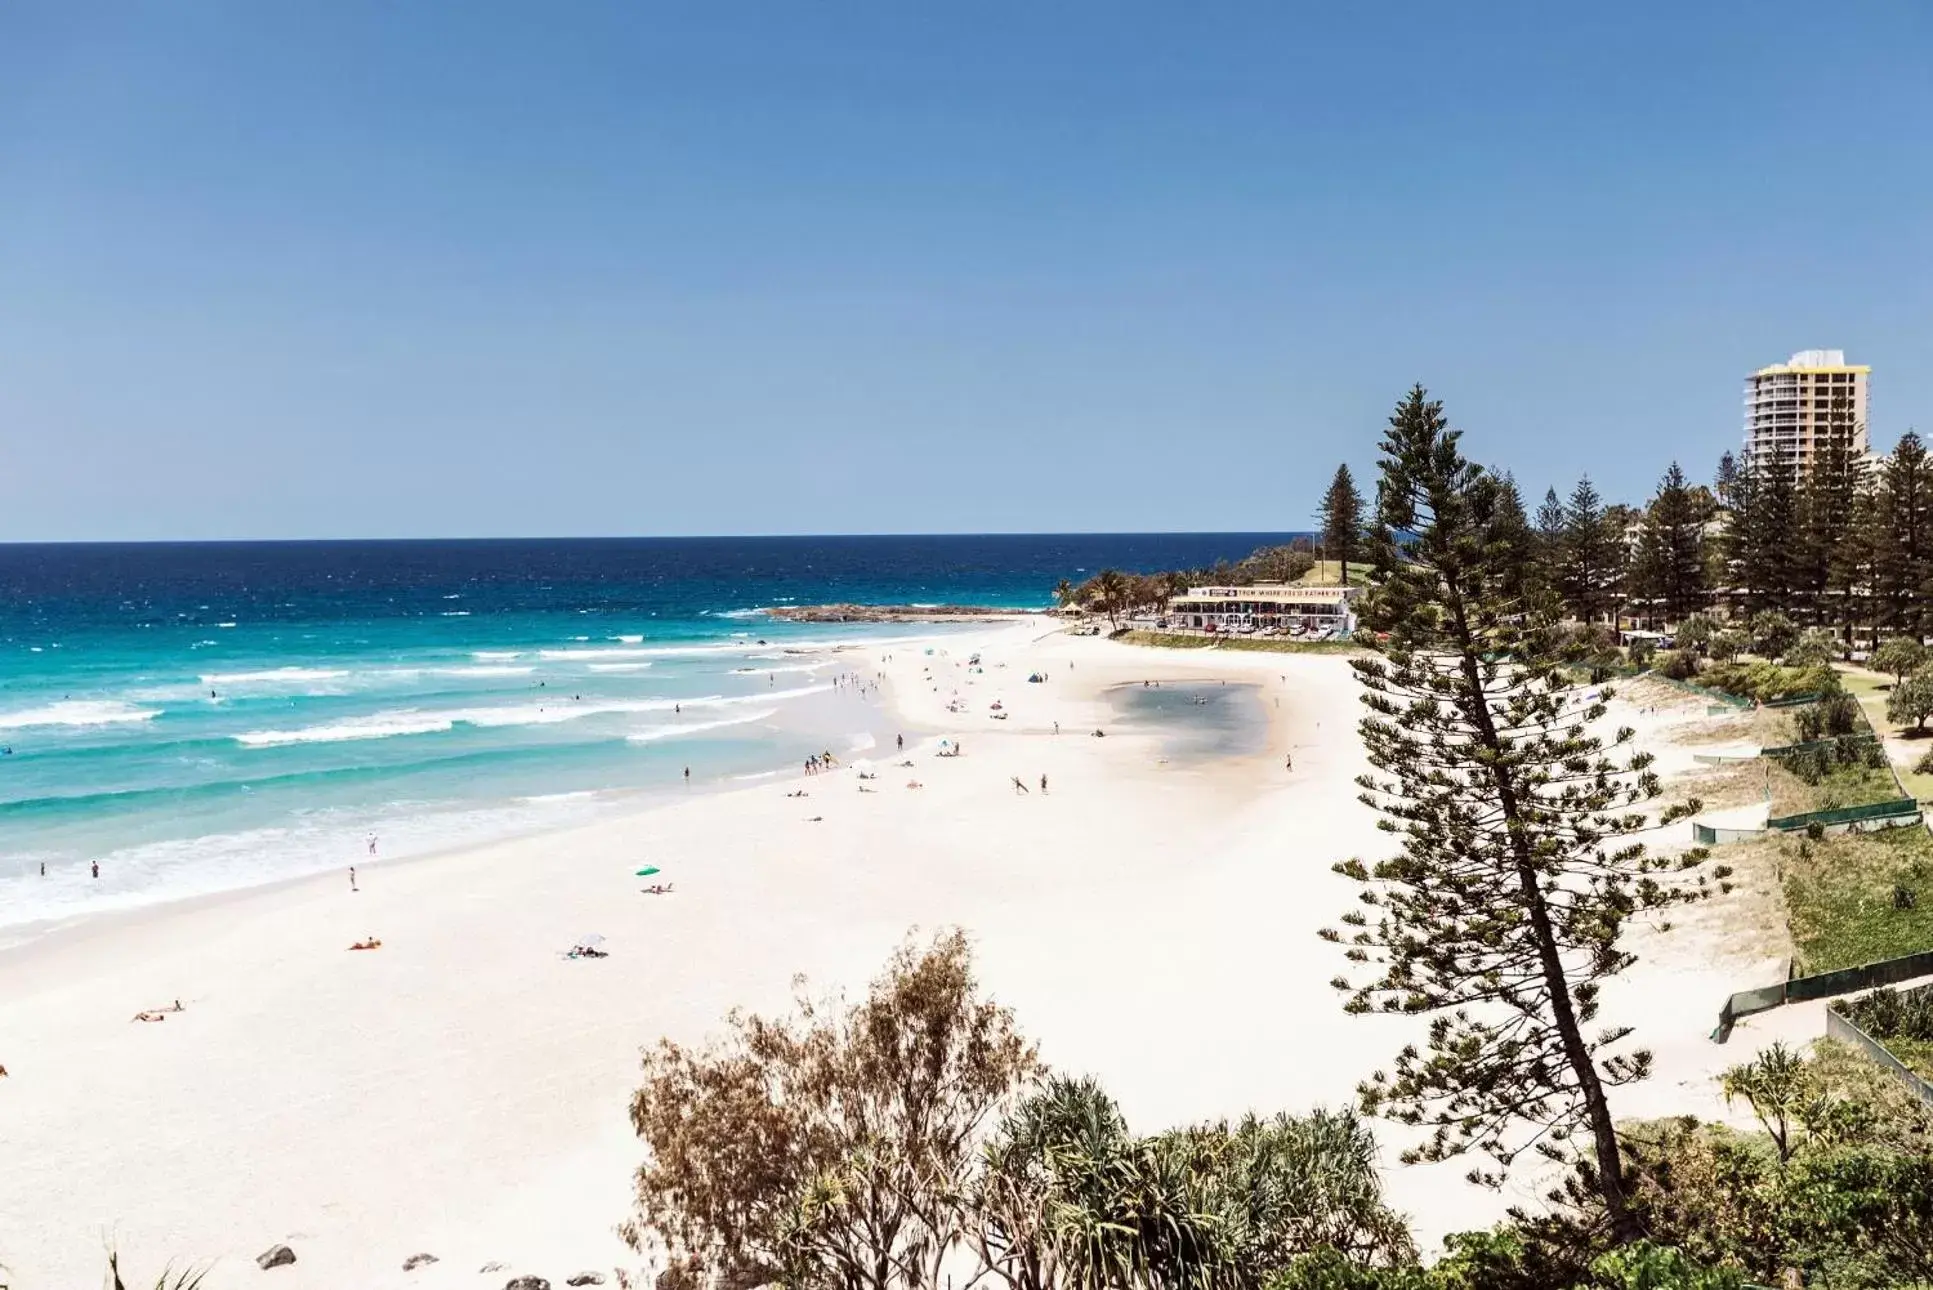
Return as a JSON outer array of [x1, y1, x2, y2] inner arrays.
[[833, 673, 879, 700], [803, 750, 840, 775]]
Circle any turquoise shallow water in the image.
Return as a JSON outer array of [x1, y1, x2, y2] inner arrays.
[[0, 534, 1300, 932], [1109, 681, 1270, 761]]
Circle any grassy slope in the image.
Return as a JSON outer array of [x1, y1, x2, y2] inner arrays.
[[1784, 826, 1933, 974], [1293, 562, 1374, 588], [1839, 664, 1933, 804]]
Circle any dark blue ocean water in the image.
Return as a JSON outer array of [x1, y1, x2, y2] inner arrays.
[[0, 534, 1299, 930]]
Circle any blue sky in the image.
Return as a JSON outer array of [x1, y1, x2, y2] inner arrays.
[[3, 2, 1930, 540]]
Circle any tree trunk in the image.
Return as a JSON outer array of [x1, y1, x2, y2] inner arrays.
[[1444, 580, 1638, 1240]]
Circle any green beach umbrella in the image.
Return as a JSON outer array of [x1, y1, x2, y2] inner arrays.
[[635, 866, 661, 877]]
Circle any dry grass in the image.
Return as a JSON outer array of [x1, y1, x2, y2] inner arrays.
[[1680, 835, 1794, 965], [1677, 759, 1770, 812]]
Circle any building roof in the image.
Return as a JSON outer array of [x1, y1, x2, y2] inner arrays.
[[1172, 582, 1359, 603], [1751, 348, 1870, 378]]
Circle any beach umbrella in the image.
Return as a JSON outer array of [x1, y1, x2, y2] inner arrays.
[[635, 866, 661, 877]]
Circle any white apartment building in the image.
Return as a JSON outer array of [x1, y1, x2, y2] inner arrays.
[[1743, 349, 1869, 475]]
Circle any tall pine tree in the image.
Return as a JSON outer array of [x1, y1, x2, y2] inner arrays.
[[1874, 431, 1933, 640], [1489, 469, 1538, 609], [1533, 487, 1567, 601], [1634, 462, 1707, 625], [1802, 395, 1867, 638], [1729, 448, 1799, 615], [1327, 386, 1725, 1241], [1317, 463, 1367, 585], [1561, 477, 1615, 624]]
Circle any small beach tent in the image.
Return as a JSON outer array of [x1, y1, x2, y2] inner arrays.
[[634, 866, 660, 877]]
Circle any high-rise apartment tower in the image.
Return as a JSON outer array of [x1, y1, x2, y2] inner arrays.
[[1743, 349, 1869, 474]]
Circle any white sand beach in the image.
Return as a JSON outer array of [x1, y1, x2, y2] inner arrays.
[[0, 626, 1806, 1288]]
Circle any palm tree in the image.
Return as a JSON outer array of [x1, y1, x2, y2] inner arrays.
[[1053, 579, 1076, 611], [1092, 569, 1129, 630]]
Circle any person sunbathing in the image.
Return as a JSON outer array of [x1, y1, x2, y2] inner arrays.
[[131, 1010, 168, 1022], [641, 883, 675, 895], [348, 937, 382, 951], [568, 945, 609, 958]]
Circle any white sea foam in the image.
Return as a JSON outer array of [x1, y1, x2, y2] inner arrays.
[[435, 665, 534, 678], [234, 712, 459, 747], [0, 700, 163, 732], [587, 662, 654, 673], [216, 622, 238, 628], [610, 634, 644, 643], [539, 643, 748, 661], [233, 684, 829, 748], [441, 611, 471, 617], [625, 710, 777, 744], [848, 732, 877, 752], [200, 667, 351, 686], [471, 651, 522, 661], [732, 663, 824, 676]]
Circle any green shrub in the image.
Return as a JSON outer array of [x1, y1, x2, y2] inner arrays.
[[1749, 611, 1801, 659], [1676, 614, 1717, 655], [1888, 668, 1933, 732], [1702, 660, 1830, 704], [1837, 984, 1933, 1044], [1657, 649, 1699, 681], [1872, 637, 1928, 683], [1710, 629, 1750, 662], [1585, 1241, 1744, 1289], [1783, 630, 1839, 670]]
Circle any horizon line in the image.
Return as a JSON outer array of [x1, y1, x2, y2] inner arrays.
[[0, 529, 1319, 549]]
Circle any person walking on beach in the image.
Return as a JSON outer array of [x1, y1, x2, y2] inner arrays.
[[896, 734, 903, 751], [349, 865, 358, 893], [1012, 776, 1029, 795], [684, 766, 690, 783], [1040, 774, 1048, 794]]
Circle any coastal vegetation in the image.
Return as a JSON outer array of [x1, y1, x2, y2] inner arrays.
[[622, 931, 1416, 1290], [1783, 825, 1933, 974], [1325, 386, 1725, 1240], [1836, 984, 1933, 1079], [621, 937, 1933, 1290]]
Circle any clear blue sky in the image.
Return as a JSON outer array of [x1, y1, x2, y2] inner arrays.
[[3, 2, 1930, 540]]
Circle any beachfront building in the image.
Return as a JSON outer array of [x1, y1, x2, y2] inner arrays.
[[1164, 583, 1361, 637], [1743, 349, 1870, 477]]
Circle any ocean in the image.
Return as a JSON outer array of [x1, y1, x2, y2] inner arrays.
[[0, 534, 1299, 933]]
